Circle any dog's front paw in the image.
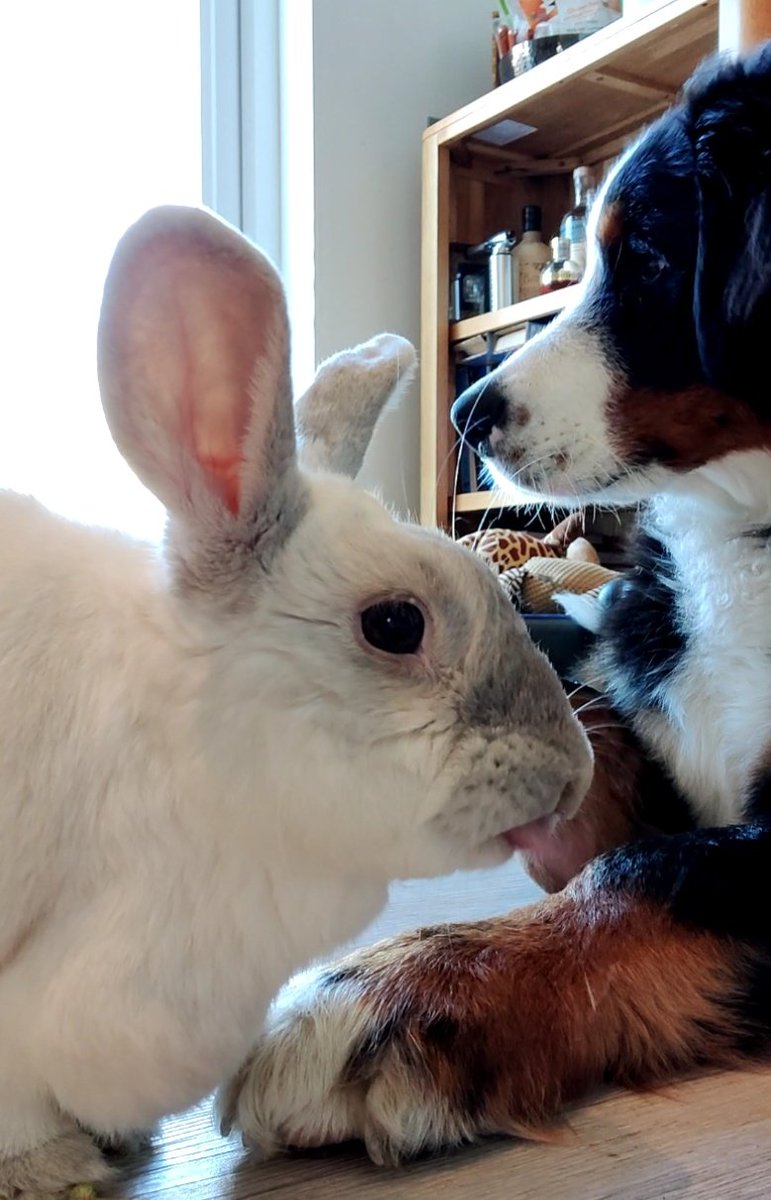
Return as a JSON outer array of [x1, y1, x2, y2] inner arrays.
[[219, 916, 558, 1166], [218, 963, 376, 1158]]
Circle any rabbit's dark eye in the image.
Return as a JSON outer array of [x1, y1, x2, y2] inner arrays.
[[360, 601, 425, 655]]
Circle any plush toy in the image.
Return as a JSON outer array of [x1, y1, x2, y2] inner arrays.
[[457, 526, 563, 571], [498, 555, 619, 614], [458, 512, 599, 570], [458, 514, 620, 615]]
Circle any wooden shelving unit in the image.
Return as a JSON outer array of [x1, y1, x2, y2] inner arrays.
[[420, 0, 719, 531], [450, 287, 577, 343], [454, 490, 510, 513]]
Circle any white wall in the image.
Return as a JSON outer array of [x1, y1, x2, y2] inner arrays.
[[311, 0, 495, 517]]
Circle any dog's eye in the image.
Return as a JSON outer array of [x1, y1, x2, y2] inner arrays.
[[360, 600, 425, 655], [627, 236, 666, 285], [637, 255, 666, 285]]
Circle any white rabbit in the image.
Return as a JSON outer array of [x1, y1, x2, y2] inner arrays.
[[0, 205, 592, 1197]]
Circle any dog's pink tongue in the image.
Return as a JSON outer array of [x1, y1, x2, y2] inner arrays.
[[502, 814, 557, 852]]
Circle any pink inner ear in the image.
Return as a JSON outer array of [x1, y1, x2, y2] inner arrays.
[[169, 256, 282, 517], [188, 380, 248, 516], [198, 457, 242, 516]]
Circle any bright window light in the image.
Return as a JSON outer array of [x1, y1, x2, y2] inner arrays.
[[0, 2, 202, 541]]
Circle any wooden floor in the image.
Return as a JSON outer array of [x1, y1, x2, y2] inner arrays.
[[120, 861, 771, 1200]]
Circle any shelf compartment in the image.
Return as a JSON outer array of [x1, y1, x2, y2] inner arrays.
[[424, 0, 717, 163], [450, 287, 577, 343]]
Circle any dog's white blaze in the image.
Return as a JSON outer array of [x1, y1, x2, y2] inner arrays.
[[489, 316, 622, 501]]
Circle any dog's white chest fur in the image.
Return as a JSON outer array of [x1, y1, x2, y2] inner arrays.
[[637, 462, 771, 826]]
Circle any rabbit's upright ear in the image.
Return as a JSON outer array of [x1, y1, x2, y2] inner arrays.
[[98, 206, 298, 536], [296, 334, 417, 478]]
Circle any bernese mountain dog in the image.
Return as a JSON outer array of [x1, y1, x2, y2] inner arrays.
[[219, 44, 771, 1164]]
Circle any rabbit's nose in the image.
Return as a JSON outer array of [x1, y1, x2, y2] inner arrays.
[[451, 378, 507, 453]]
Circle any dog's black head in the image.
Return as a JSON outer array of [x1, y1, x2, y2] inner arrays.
[[453, 44, 771, 504]]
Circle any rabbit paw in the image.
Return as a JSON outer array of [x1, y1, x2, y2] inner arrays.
[[0, 1128, 114, 1200]]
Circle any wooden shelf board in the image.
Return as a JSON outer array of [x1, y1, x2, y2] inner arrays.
[[450, 287, 577, 343], [453, 490, 515, 513], [424, 0, 717, 162]]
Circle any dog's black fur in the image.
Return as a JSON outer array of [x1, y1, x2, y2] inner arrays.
[[587, 44, 771, 413]]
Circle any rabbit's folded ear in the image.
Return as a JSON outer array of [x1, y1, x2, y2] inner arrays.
[[296, 334, 417, 478], [97, 205, 297, 531]]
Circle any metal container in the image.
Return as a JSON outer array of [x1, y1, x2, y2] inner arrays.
[[487, 231, 517, 309]]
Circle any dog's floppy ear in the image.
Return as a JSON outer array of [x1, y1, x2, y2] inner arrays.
[[689, 45, 771, 402]]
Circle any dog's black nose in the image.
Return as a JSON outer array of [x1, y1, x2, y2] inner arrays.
[[451, 378, 506, 452]]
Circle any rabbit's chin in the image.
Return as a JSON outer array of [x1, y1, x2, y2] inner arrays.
[[380, 822, 523, 880], [421, 817, 562, 875], [470, 815, 562, 869], [500, 812, 562, 852]]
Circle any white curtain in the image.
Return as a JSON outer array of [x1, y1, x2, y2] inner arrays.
[[0, 2, 202, 541]]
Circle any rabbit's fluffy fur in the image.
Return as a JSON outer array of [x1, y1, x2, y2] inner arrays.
[[0, 206, 591, 1196]]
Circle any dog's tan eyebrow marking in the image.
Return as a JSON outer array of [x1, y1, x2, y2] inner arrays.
[[596, 200, 623, 248]]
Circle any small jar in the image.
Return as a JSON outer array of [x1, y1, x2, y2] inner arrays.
[[540, 237, 582, 294]]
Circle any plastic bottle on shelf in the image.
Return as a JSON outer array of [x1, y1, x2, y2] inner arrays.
[[540, 237, 582, 294], [514, 204, 552, 301]]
